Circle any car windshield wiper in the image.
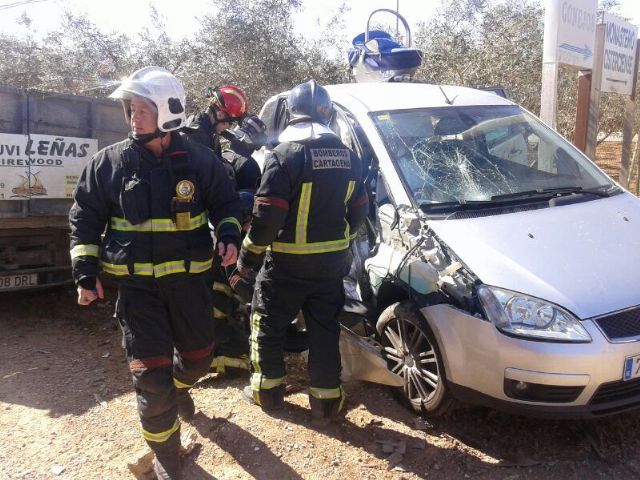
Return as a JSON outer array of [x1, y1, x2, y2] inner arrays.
[[491, 185, 620, 201], [419, 199, 494, 212]]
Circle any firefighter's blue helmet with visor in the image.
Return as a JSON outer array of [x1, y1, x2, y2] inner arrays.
[[287, 80, 333, 126]]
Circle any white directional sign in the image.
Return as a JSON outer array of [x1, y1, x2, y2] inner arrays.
[[601, 13, 638, 96], [543, 0, 598, 69]]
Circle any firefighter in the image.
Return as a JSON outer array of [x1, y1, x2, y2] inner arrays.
[[220, 113, 266, 191], [185, 100, 266, 375], [209, 189, 256, 375], [69, 66, 242, 480], [237, 80, 369, 425], [208, 114, 266, 375], [185, 85, 249, 157]]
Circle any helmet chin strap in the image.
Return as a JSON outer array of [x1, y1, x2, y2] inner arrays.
[[129, 129, 166, 145]]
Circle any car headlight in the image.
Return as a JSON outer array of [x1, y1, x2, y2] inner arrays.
[[477, 285, 591, 342]]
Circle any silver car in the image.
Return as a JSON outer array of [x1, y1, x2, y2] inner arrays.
[[258, 82, 640, 417]]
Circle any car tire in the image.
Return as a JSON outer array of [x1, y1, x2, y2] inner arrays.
[[376, 301, 454, 416]]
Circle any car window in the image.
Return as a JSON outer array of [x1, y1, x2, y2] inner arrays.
[[331, 107, 363, 157], [371, 106, 614, 204]]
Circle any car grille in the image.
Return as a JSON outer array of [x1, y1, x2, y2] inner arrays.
[[593, 306, 640, 341], [589, 377, 640, 415]]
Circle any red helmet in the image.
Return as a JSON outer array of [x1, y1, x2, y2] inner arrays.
[[210, 85, 249, 120]]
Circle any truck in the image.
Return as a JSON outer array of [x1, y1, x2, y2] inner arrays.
[[0, 85, 128, 291]]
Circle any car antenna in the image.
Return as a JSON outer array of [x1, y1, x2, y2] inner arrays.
[[438, 85, 453, 105]]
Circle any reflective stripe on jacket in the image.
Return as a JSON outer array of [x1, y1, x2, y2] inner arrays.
[[69, 132, 242, 286], [240, 133, 368, 278]]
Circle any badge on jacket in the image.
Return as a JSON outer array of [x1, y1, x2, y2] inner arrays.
[[174, 180, 195, 230]]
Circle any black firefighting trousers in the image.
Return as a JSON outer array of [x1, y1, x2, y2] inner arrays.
[[114, 274, 215, 454], [249, 260, 345, 402], [211, 262, 250, 372]]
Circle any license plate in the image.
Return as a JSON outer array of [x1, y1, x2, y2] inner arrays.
[[0, 273, 38, 290], [623, 354, 640, 381]]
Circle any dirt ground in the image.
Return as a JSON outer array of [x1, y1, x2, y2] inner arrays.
[[3, 285, 640, 480], [2, 143, 640, 480]]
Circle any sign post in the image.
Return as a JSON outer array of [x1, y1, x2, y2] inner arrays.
[[599, 14, 640, 188], [585, 23, 605, 160]]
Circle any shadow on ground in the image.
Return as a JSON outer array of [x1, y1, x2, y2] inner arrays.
[[0, 286, 130, 417]]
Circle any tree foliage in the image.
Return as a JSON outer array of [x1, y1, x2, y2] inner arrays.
[[0, 0, 637, 143], [0, 0, 347, 113]]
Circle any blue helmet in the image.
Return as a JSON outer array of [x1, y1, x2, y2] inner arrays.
[[238, 189, 255, 224], [287, 79, 333, 126]]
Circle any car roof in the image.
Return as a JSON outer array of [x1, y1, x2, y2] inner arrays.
[[324, 82, 514, 111]]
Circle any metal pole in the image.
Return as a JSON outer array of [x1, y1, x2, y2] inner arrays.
[[396, 0, 399, 39]]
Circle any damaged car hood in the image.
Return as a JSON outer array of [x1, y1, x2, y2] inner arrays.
[[428, 193, 640, 319]]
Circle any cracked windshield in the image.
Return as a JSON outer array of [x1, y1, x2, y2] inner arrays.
[[372, 106, 614, 206]]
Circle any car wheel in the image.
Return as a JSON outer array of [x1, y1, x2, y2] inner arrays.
[[376, 301, 454, 416]]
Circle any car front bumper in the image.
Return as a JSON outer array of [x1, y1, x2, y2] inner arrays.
[[422, 304, 640, 417]]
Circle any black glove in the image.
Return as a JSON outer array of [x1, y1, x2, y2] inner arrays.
[[236, 258, 258, 279]]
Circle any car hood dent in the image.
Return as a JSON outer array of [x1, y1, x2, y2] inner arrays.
[[428, 193, 640, 319]]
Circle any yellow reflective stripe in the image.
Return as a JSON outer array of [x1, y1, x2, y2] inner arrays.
[[213, 281, 233, 296], [271, 238, 350, 254], [295, 182, 313, 244], [110, 212, 207, 232], [215, 216, 242, 236], [211, 355, 249, 373], [349, 232, 358, 240], [173, 377, 192, 389], [100, 259, 212, 277], [133, 263, 154, 275], [190, 258, 213, 273], [250, 311, 261, 375], [100, 261, 130, 276], [310, 385, 343, 399], [213, 307, 227, 319], [70, 244, 99, 259], [242, 236, 268, 254], [142, 419, 180, 443], [344, 180, 355, 204], [154, 261, 186, 278], [251, 373, 285, 390]]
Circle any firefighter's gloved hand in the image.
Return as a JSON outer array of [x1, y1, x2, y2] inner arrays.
[[77, 277, 105, 306], [229, 272, 255, 303], [236, 259, 258, 279], [237, 244, 265, 277]]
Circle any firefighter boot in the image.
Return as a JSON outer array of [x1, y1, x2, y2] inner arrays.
[[309, 394, 345, 428], [243, 384, 285, 412], [151, 431, 182, 480], [176, 388, 195, 423], [153, 454, 182, 480]]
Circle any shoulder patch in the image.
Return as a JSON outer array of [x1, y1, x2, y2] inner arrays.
[[310, 148, 351, 169]]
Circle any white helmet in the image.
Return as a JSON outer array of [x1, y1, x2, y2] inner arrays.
[[110, 66, 187, 132]]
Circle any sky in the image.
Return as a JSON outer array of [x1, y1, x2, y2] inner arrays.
[[0, 0, 440, 41], [1, 0, 640, 42]]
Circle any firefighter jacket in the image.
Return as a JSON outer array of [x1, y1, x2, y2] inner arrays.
[[222, 148, 261, 192], [184, 111, 222, 157], [69, 132, 242, 290], [239, 133, 369, 279]]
